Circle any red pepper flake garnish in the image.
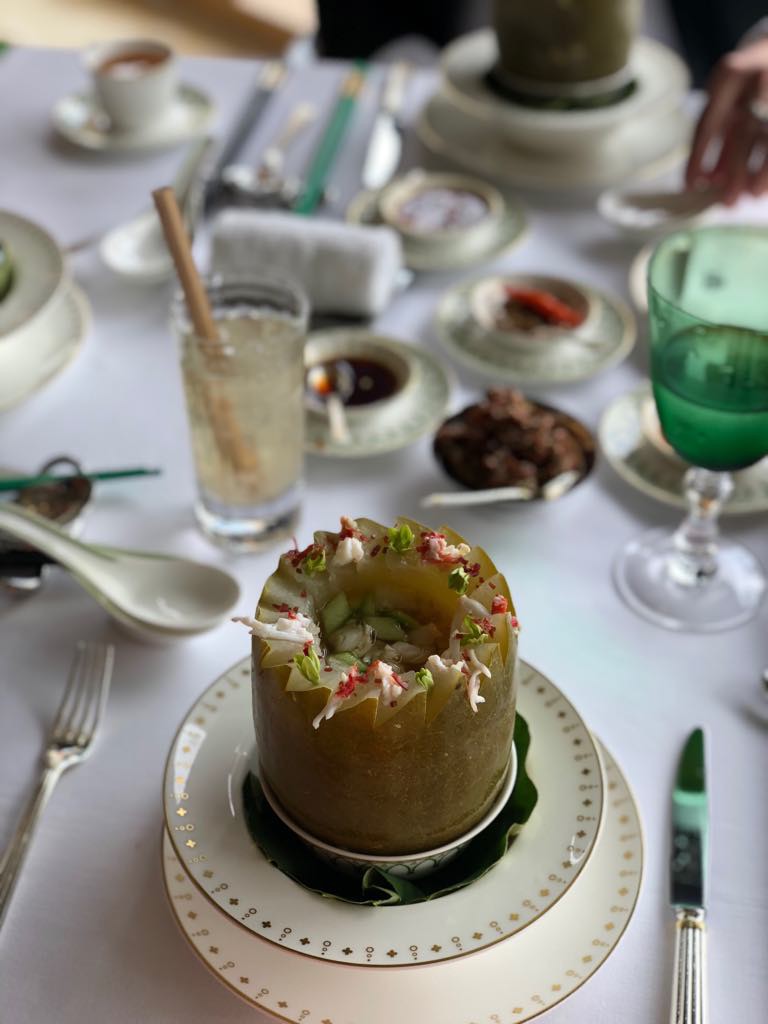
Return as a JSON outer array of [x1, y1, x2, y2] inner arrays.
[[370, 544, 381, 557], [491, 595, 508, 614], [273, 602, 291, 612], [478, 577, 485, 584], [479, 616, 496, 637], [467, 562, 481, 577], [286, 542, 319, 568], [300, 590, 307, 598], [324, 666, 333, 673], [302, 641, 313, 656], [335, 665, 365, 698], [504, 287, 585, 328], [509, 615, 520, 629], [390, 701, 397, 707], [489, 581, 497, 590]]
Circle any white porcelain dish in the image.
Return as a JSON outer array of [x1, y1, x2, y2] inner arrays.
[[600, 383, 768, 515], [162, 656, 605, 967], [52, 84, 213, 153], [0, 281, 88, 412], [417, 89, 692, 190], [162, 735, 639, 1020], [436, 274, 636, 384], [0, 210, 66, 339], [440, 31, 690, 157], [597, 185, 720, 239]]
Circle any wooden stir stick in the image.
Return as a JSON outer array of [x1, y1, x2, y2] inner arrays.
[[152, 187, 259, 473]]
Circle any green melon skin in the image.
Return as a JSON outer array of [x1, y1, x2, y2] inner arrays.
[[251, 517, 518, 856]]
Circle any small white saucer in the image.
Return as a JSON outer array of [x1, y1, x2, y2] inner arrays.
[[0, 282, 89, 412], [597, 185, 719, 239], [305, 331, 452, 458], [100, 208, 171, 283], [599, 383, 768, 515], [435, 274, 636, 385], [52, 84, 213, 153], [347, 182, 527, 272]]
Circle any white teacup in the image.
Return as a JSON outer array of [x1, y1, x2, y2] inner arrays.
[[85, 39, 177, 133]]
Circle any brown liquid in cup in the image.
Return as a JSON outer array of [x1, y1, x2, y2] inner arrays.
[[98, 49, 168, 79]]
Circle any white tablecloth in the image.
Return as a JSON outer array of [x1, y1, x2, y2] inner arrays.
[[1, 46, 767, 1024]]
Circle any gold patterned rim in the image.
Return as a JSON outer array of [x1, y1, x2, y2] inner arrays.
[[161, 741, 643, 1022], [161, 658, 606, 969]]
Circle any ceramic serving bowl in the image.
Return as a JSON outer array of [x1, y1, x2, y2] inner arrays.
[[305, 330, 416, 423], [0, 210, 67, 355], [378, 171, 505, 259], [469, 273, 598, 347], [260, 742, 517, 879]]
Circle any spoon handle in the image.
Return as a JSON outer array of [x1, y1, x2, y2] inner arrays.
[[0, 503, 105, 571], [421, 485, 535, 508]]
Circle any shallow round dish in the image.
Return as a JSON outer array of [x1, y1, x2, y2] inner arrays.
[[162, 656, 605, 967], [378, 171, 505, 256], [260, 744, 517, 879], [597, 185, 719, 239], [470, 273, 596, 344], [347, 182, 526, 272], [600, 383, 768, 515], [304, 331, 451, 458], [440, 31, 689, 157], [305, 330, 413, 421], [0, 210, 66, 340], [51, 84, 213, 154], [434, 395, 596, 497], [417, 89, 691, 190], [436, 274, 635, 384]]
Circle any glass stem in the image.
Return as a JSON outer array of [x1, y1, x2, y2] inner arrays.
[[667, 468, 734, 587]]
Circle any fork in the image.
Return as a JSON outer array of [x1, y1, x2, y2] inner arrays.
[[0, 641, 114, 931]]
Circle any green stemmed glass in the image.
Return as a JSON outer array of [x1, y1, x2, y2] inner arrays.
[[614, 225, 768, 631]]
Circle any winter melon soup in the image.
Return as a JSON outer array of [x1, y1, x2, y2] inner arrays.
[[236, 516, 519, 855]]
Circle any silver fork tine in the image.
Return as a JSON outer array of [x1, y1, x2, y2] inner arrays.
[[0, 641, 115, 932]]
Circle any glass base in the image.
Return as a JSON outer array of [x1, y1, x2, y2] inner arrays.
[[195, 487, 300, 553], [614, 526, 766, 632]]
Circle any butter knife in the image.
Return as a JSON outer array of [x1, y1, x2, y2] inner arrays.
[[670, 727, 708, 1024], [361, 62, 408, 191]]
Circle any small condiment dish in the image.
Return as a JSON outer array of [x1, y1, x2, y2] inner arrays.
[[469, 273, 598, 346], [305, 330, 415, 423], [378, 170, 505, 259], [260, 743, 517, 879], [597, 184, 720, 239]]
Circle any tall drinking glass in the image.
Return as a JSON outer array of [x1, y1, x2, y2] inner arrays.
[[614, 225, 768, 630], [172, 276, 308, 551]]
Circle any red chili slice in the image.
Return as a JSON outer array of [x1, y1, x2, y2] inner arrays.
[[504, 287, 585, 327]]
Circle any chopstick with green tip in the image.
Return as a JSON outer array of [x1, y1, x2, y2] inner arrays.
[[0, 467, 162, 492], [293, 61, 368, 216]]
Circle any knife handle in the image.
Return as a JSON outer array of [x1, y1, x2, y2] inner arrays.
[[671, 907, 707, 1024]]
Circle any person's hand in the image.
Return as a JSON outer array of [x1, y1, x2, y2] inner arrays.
[[686, 37, 768, 205]]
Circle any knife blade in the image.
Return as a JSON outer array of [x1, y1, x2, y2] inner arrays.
[[361, 62, 408, 191], [669, 727, 708, 1024]]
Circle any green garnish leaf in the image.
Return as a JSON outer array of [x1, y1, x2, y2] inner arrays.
[[415, 667, 434, 691], [462, 615, 489, 645], [293, 646, 321, 684], [448, 566, 470, 594], [303, 547, 327, 575], [388, 523, 415, 554]]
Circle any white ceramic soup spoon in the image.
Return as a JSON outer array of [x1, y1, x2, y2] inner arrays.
[[0, 502, 240, 634]]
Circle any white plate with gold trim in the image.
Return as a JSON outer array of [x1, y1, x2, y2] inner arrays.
[[600, 383, 768, 515], [0, 281, 89, 412], [435, 275, 636, 385], [51, 84, 213, 154], [163, 741, 640, 1022], [163, 657, 605, 968]]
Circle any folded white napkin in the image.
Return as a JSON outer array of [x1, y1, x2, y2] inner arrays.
[[211, 210, 404, 317]]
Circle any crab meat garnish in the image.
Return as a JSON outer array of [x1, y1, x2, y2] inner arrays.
[[418, 531, 471, 564], [464, 648, 491, 713], [332, 535, 365, 566], [233, 613, 314, 643]]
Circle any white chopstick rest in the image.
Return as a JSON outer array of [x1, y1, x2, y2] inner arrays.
[[211, 210, 404, 317]]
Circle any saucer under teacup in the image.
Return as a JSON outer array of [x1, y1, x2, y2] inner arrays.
[[304, 330, 451, 457], [600, 383, 768, 515], [347, 176, 526, 272], [260, 743, 517, 879], [163, 656, 606, 967], [435, 274, 636, 385], [51, 84, 213, 153]]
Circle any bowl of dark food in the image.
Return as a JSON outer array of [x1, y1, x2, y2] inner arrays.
[[432, 388, 595, 503], [470, 274, 595, 345]]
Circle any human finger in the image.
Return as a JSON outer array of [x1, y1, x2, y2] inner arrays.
[[686, 57, 751, 186]]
